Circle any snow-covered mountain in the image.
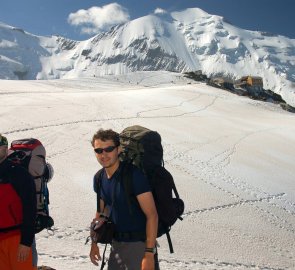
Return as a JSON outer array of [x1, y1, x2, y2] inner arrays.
[[1, 8, 295, 106]]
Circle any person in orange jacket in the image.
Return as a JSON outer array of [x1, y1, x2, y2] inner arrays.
[[0, 134, 37, 270]]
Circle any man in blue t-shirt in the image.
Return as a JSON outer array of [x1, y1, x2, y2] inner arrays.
[[89, 129, 158, 270]]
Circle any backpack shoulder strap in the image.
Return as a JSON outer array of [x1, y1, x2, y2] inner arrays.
[[120, 162, 136, 215], [94, 168, 104, 213], [120, 161, 132, 190], [0, 161, 17, 183]]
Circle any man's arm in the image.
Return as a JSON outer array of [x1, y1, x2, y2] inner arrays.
[[11, 167, 36, 247], [137, 191, 158, 270], [11, 166, 36, 262], [90, 198, 107, 266], [90, 239, 101, 266], [97, 199, 108, 217]]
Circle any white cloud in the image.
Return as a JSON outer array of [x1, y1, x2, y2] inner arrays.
[[68, 3, 130, 35], [154, 8, 167, 15]]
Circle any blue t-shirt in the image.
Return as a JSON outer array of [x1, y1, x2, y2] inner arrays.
[[93, 164, 151, 241]]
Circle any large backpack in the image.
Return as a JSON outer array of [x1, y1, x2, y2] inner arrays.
[[119, 125, 184, 253], [8, 138, 54, 233]]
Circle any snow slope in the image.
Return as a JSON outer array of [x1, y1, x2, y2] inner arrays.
[[1, 71, 295, 269], [1, 7, 295, 106]]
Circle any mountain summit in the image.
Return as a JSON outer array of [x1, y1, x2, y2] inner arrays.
[[0, 8, 294, 106]]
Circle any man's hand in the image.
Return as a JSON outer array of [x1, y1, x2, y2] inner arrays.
[[90, 243, 101, 266], [17, 244, 31, 262], [142, 253, 155, 270]]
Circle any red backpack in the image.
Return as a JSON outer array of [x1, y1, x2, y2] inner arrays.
[[7, 138, 54, 233]]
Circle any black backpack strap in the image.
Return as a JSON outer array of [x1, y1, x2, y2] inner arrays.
[[120, 162, 135, 215], [95, 167, 120, 216], [97, 188, 100, 213], [171, 179, 180, 199], [100, 243, 108, 270], [0, 224, 21, 233], [154, 246, 160, 270], [0, 161, 16, 181], [94, 169, 104, 213], [166, 231, 174, 253]]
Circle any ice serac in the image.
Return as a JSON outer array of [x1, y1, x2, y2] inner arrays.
[[0, 7, 295, 106]]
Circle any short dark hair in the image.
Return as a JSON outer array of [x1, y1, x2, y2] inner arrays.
[[91, 129, 120, 147]]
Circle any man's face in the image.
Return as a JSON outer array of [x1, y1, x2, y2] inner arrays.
[[93, 139, 121, 169]]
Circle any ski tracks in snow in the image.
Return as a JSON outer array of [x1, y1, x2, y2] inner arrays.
[[159, 258, 285, 270], [2, 80, 295, 269], [164, 136, 295, 269]]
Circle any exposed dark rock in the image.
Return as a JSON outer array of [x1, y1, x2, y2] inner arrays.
[[280, 103, 295, 113], [57, 38, 77, 50], [81, 49, 92, 56], [12, 27, 25, 34], [184, 70, 208, 81], [13, 70, 28, 80], [186, 71, 292, 112], [207, 77, 235, 91]]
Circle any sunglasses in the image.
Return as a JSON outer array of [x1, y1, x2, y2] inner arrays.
[[94, 145, 117, 154]]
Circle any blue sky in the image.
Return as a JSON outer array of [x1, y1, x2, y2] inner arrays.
[[1, 0, 294, 40]]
